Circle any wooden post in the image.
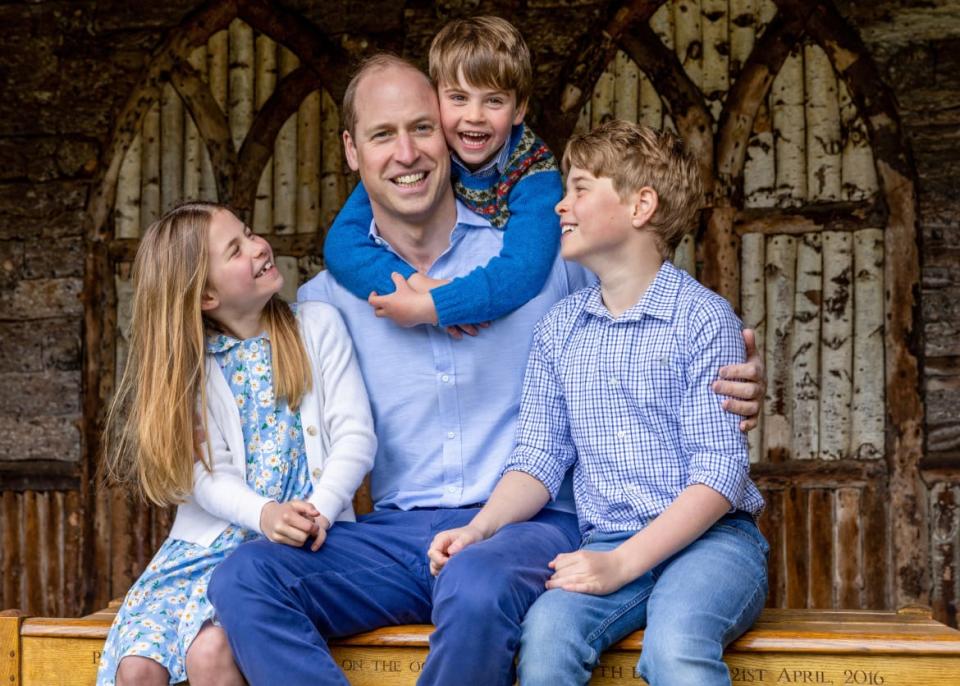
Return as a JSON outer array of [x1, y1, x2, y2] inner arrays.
[[674, 0, 703, 89], [160, 83, 184, 213], [228, 19, 254, 150], [273, 47, 300, 234], [771, 46, 806, 206], [114, 133, 141, 239], [740, 232, 765, 463], [729, 0, 756, 78], [791, 232, 822, 460], [763, 234, 797, 462], [613, 50, 639, 123], [744, 99, 776, 207], [701, 0, 729, 121], [804, 43, 841, 201], [591, 61, 615, 128], [320, 89, 344, 230], [835, 487, 864, 608], [139, 102, 161, 228], [183, 46, 206, 201], [820, 230, 853, 460], [296, 90, 321, 235], [253, 34, 277, 232], [852, 228, 884, 459], [838, 78, 878, 201], [573, 98, 591, 135], [0, 610, 24, 686]]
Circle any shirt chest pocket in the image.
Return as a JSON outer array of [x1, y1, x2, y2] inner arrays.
[[625, 353, 684, 415]]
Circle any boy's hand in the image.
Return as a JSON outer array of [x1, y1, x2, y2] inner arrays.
[[713, 328, 765, 432], [407, 272, 449, 293], [427, 525, 486, 576], [309, 513, 332, 552], [444, 321, 491, 340], [260, 500, 320, 547], [545, 548, 632, 596], [368, 273, 439, 327]]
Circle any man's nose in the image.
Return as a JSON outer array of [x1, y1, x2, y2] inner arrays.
[[394, 132, 419, 165]]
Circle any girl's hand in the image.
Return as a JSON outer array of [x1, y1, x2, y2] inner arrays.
[[545, 549, 633, 596], [427, 525, 486, 576], [310, 514, 332, 552], [260, 500, 320, 547]]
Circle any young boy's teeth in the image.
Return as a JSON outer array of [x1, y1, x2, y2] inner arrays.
[[394, 172, 426, 186]]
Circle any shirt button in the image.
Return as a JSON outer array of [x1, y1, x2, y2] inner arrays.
[[608, 377, 618, 387], [617, 429, 627, 439], [311, 468, 323, 480], [306, 425, 318, 436], [447, 431, 456, 439], [441, 374, 450, 383], [447, 486, 457, 494]]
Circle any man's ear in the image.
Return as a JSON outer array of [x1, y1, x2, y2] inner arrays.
[[343, 130, 360, 172], [631, 187, 659, 228], [512, 98, 528, 126], [200, 288, 219, 313]]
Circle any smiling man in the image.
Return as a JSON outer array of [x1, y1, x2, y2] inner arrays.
[[208, 54, 764, 686]]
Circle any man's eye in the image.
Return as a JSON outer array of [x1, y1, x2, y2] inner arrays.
[[416, 124, 434, 133]]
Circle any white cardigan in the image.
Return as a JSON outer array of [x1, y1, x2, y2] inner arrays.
[[168, 301, 377, 548]]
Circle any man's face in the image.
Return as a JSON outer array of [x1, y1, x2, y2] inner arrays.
[[343, 66, 451, 229]]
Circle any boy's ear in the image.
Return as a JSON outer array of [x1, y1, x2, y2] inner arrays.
[[631, 187, 659, 228], [343, 130, 360, 172], [512, 98, 528, 125]]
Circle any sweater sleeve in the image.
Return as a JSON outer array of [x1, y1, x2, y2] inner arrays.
[[322, 180, 416, 299], [430, 168, 562, 326]]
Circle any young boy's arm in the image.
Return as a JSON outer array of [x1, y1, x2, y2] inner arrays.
[[428, 169, 562, 326], [427, 322, 576, 573], [322, 181, 417, 300], [547, 298, 753, 595]]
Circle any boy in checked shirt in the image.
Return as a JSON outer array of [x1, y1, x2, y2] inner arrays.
[[428, 120, 768, 686]]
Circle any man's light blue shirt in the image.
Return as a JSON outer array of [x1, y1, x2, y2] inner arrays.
[[298, 200, 591, 512]]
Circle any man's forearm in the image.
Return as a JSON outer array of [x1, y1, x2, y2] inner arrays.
[[470, 471, 552, 538]]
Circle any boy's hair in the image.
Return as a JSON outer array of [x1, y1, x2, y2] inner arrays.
[[342, 53, 427, 137], [428, 16, 532, 106], [101, 201, 311, 506], [563, 120, 704, 258]]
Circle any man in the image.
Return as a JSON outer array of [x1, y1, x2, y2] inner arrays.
[[208, 55, 763, 686]]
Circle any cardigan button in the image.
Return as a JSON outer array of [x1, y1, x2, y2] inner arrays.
[[306, 425, 318, 436], [312, 467, 322, 480]]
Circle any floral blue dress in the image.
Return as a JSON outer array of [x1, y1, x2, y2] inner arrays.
[[97, 329, 314, 685]]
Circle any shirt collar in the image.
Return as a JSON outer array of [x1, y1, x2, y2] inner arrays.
[[366, 199, 491, 243], [582, 261, 682, 323], [206, 327, 271, 354]]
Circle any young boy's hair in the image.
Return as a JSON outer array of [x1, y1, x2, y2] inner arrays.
[[563, 120, 704, 258], [428, 16, 533, 106]]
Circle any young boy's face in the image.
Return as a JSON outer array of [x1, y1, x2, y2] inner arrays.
[[438, 70, 526, 170], [556, 166, 638, 266]]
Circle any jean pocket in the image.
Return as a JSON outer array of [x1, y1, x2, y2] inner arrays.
[[715, 516, 770, 558]]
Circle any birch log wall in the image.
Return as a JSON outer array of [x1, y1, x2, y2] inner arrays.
[[1, 0, 955, 625]]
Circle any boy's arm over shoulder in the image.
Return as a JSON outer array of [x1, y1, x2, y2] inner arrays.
[[322, 180, 416, 299], [430, 128, 563, 326], [680, 289, 751, 506]]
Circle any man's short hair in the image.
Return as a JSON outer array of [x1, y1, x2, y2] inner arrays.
[[563, 120, 704, 257], [428, 16, 532, 106], [341, 54, 427, 137]]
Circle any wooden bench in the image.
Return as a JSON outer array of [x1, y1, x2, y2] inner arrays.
[[3, 605, 960, 685]]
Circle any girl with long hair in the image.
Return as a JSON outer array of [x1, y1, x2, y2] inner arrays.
[[96, 201, 376, 685]]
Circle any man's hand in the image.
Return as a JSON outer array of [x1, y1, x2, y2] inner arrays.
[[368, 273, 439, 327], [427, 525, 486, 576], [444, 322, 491, 340], [260, 500, 320, 547], [309, 513, 331, 552], [713, 328, 765, 432], [545, 548, 632, 596]]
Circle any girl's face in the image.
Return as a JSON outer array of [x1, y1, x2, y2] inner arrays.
[[202, 209, 283, 323]]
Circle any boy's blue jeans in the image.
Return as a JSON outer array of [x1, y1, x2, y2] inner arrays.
[[518, 511, 769, 686], [208, 506, 579, 686]]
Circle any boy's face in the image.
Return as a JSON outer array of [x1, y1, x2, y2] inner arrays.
[[438, 70, 526, 170], [555, 166, 640, 266]]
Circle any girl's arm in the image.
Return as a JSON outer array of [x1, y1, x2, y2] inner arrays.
[[322, 181, 416, 299], [429, 169, 562, 326], [302, 304, 378, 526]]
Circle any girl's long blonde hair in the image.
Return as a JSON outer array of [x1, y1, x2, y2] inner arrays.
[[102, 201, 312, 506]]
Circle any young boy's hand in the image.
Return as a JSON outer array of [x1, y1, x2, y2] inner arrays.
[[713, 328, 765, 432], [444, 321, 491, 340], [407, 272, 448, 293], [427, 525, 486, 576], [545, 548, 633, 595], [368, 273, 439, 327], [260, 500, 320, 547]]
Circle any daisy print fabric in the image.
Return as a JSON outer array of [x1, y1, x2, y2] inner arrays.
[[96, 326, 313, 685]]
